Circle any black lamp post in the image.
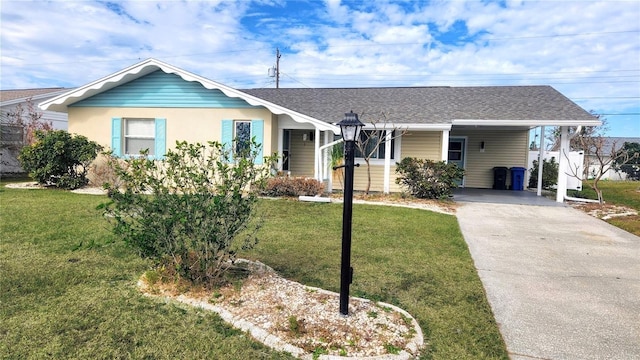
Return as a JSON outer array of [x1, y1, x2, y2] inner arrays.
[[335, 111, 364, 316]]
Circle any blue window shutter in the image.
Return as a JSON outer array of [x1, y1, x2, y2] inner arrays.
[[155, 118, 166, 160], [221, 120, 233, 162], [221, 119, 233, 148], [251, 119, 264, 165], [111, 117, 122, 157]]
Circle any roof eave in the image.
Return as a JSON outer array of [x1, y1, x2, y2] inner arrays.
[[452, 119, 603, 127]]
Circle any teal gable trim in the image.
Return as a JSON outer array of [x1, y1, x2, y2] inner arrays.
[[70, 71, 258, 108]]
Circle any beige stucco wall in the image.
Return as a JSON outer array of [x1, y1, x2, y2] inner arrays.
[[451, 129, 528, 188], [68, 107, 276, 154]]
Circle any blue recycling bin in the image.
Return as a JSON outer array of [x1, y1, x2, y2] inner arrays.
[[510, 167, 527, 191]]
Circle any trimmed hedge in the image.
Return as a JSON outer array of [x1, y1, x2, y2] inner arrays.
[[261, 176, 325, 197]]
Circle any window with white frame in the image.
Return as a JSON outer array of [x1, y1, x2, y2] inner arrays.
[[356, 130, 395, 160], [124, 118, 155, 156], [234, 120, 251, 155]]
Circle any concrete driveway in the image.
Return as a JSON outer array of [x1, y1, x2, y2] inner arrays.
[[456, 202, 640, 360]]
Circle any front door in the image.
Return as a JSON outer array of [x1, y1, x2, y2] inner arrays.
[[448, 138, 466, 186]]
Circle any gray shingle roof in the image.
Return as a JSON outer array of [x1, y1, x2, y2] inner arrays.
[[243, 85, 596, 124], [1, 88, 69, 103]]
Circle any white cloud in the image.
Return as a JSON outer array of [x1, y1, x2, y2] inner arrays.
[[0, 0, 638, 135]]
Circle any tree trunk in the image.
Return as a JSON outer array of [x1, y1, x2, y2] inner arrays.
[[365, 158, 371, 194]]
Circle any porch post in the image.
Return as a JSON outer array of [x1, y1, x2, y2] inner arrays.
[[536, 126, 545, 196], [314, 128, 321, 181], [383, 130, 392, 193], [325, 130, 332, 191], [441, 130, 450, 162], [277, 129, 284, 171], [556, 126, 569, 203]]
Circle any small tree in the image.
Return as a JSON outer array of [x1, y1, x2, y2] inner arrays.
[[395, 157, 464, 199], [564, 123, 638, 203], [98, 140, 275, 285], [355, 112, 407, 194], [19, 130, 101, 189], [2, 97, 53, 145], [528, 158, 559, 189], [614, 142, 640, 180]]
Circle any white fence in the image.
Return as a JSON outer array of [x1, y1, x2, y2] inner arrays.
[[528, 150, 584, 191]]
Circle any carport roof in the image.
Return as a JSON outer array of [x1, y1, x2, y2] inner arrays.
[[243, 86, 601, 127]]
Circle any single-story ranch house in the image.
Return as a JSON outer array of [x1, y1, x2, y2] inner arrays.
[[40, 58, 600, 202]]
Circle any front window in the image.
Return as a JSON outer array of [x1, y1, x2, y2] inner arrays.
[[125, 118, 155, 156], [234, 121, 251, 155], [356, 130, 395, 160]]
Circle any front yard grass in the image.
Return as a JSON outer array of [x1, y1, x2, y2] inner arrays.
[[0, 186, 507, 359], [569, 181, 640, 236]]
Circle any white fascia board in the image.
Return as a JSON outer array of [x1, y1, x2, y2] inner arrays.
[[39, 59, 162, 112], [356, 123, 452, 131], [38, 58, 340, 134], [452, 119, 602, 127]]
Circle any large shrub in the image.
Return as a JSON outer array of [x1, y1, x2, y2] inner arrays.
[[395, 157, 464, 199], [528, 158, 559, 189], [98, 140, 275, 285], [261, 176, 325, 197], [19, 130, 102, 189]]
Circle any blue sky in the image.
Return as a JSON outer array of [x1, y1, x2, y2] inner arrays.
[[1, 0, 639, 137]]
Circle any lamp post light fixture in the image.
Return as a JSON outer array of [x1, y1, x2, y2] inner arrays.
[[334, 111, 364, 316]]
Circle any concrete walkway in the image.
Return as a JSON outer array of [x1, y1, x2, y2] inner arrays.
[[456, 202, 640, 360]]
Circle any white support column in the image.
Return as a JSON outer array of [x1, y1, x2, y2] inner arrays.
[[556, 126, 569, 203], [314, 128, 321, 181], [383, 130, 392, 194], [277, 129, 284, 171], [325, 130, 333, 192], [441, 130, 450, 162], [536, 126, 545, 196]]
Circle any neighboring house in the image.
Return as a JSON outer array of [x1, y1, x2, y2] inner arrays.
[[39, 58, 600, 201], [585, 137, 640, 180], [1, 88, 70, 176]]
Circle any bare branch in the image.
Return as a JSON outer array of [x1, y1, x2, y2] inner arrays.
[[354, 111, 409, 194]]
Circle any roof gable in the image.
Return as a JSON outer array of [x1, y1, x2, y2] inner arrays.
[[70, 71, 256, 109], [39, 58, 338, 133]]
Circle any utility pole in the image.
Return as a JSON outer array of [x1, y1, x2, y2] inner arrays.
[[275, 48, 281, 88]]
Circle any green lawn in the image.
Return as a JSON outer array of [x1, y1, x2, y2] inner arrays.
[[569, 180, 640, 236], [0, 186, 508, 359]]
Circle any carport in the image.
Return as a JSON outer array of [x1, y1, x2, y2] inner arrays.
[[453, 188, 565, 206]]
